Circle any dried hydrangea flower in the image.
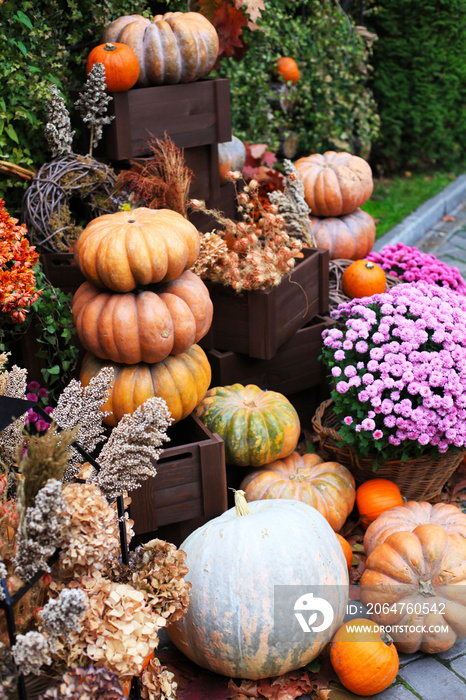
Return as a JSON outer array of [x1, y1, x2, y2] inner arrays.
[[38, 666, 126, 699], [141, 657, 178, 700], [12, 631, 52, 676], [39, 587, 87, 650], [66, 575, 161, 681], [132, 539, 191, 624], [60, 482, 120, 577], [94, 396, 173, 500], [15, 479, 70, 582]]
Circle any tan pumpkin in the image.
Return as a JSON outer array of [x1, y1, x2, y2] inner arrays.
[[360, 524, 466, 653], [79, 345, 211, 426], [74, 208, 200, 293], [309, 208, 376, 261], [294, 150, 373, 217], [72, 270, 213, 364], [364, 501, 466, 556], [102, 12, 219, 87], [240, 451, 355, 532]]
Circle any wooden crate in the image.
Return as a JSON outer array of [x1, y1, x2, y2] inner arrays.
[[128, 414, 227, 548], [40, 252, 85, 297], [206, 315, 334, 395], [199, 247, 330, 360], [100, 78, 231, 159]]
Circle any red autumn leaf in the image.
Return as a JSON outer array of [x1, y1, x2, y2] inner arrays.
[[261, 150, 277, 168], [442, 214, 456, 222], [247, 143, 270, 163], [212, 2, 248, 58]]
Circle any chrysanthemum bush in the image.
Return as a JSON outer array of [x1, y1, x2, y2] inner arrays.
[[367, 243, 466, 294], [321, 281, 466, 463]]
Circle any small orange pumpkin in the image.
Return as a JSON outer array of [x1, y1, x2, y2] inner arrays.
[[341, 259, 386, 299], [330, 618, 399, 696], [357, 479, 404, 528], [276, 57, 300, 84], [86, 42, 140, 92], [336, 534, 353, 571]]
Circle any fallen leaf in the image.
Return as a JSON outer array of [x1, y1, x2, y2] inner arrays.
[[349, 552, 366, 585], [442, 215, 456, 222], [157, 649, 235, 700], [316, 682, 375, 699]]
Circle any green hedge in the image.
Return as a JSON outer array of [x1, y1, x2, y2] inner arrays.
[[363, 0, 466, 173]]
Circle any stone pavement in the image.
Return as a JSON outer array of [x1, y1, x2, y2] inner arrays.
[[370, 175, 466, 699]]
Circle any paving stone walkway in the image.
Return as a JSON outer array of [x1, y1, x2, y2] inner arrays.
[[370, 180, 466, 700]]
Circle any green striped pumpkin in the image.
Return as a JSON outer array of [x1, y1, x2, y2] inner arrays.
[[194, 384, 300, 467]]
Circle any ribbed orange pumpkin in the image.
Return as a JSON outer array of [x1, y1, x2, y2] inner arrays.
[[86, 42, 140, 92], [102, 12, 219, 87], [356, 479, 403, 528], [294, 151, 373, 217], [341, 259, 386, 298], [72, 271, 213, 364], [218, 135, 247, 185], [276, 57, 300, 84], [309, 208, 376, 260], [195, 384, 300, 467], [364, 501, 466, 556], [360, 524, 466, 653], [74, 208, 200, 293], [240, 452, 355, 532], [79, 345, 211, 426], [330, 619, 399, 696]]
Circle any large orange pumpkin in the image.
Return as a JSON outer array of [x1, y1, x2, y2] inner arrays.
[[341, 259, 386, 298], [239, 451, 355, 532], [330, 618, 399, 696], [309, 208, 376, 260], [294, 151, 373, 217], [364, 501, 466, 556], [72, 271, 213, 364], [74, 208, 200, 293], [79, 345, 211, 426], [360, 524, 466, 653], [102, 12, 219, 87], [356, 479, 404, 528], [86, 42, 140, 92], [195, 384, 300, 467], [168, 491, 349, 679]]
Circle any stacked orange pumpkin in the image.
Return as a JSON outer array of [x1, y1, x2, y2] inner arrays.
[[72, 207, 213, 426], [294, 151, 376, 260]]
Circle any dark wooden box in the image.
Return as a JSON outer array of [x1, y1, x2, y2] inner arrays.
[[101, 78, 231, 159], [40, 252, 85, 297], [206, 315, 334, 395], [128, 414, 227, 548], [200, 247, 330, 360]]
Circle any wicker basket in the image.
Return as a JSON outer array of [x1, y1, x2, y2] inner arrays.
[[329, 259, 402, 313], [312, 399, 465, 500]]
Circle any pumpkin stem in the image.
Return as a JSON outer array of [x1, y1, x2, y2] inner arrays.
[[233, 489, 253, 516], [289, 468, 312, 481], [365, 261, 375, 269], [381, 632, 394, 646], [419, 579, 436, 597], [104, 43, 118, 51]]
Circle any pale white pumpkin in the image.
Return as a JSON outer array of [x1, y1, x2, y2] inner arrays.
[[168, 492, 349, 679]]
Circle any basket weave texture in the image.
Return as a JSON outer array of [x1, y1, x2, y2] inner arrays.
[[328, 259, 401, 313], [312, 399, 465, 501]]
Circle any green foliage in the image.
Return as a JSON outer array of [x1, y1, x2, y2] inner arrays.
[[0, 0, 152, 216], [28, 266, 80, 400], [213, 0, 380, 159], [364, 0, 466, 173]]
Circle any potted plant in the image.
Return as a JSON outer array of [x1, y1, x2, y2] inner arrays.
[[313, 280, 466, 499]]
